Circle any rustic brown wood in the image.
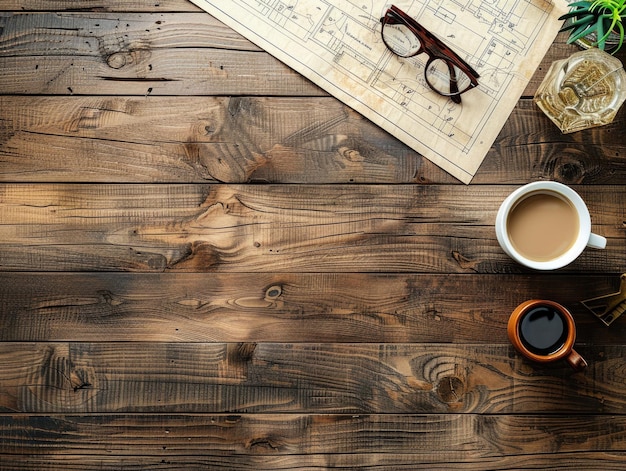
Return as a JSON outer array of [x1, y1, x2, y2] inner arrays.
[[1, 273, 625, 343], [2, 342, 626, 414], [0, 453, 625, 471], [2, 1, 626, 469], [0, 12, 319, 96], [0, 12, 260, 52], [2, 96, 625, 184], [0, 414, 625, 470], [0, 48, 319, 96], [0, 184, 622, 273], [2, 0, 202, 12], [0, 95, 431, 183]]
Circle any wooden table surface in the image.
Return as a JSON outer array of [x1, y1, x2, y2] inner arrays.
[[1, 1, 626, 469]]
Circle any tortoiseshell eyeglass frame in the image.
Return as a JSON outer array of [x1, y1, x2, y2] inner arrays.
[[380, 5, 480, 104]]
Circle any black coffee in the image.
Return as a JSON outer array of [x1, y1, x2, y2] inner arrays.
[[519, 306, 568, 355]]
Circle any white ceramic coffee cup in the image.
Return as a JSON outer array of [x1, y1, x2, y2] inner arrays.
[[495, 181, 606, 270]]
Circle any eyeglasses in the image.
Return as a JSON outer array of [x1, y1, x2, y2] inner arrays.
[[380, 5, 480, 104]]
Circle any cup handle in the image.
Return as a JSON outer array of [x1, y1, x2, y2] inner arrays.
[[566, 349, 588, 371], [588, 232, 607, 249]]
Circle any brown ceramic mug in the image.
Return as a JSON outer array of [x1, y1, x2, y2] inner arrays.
[[507, 299, 587, 371]]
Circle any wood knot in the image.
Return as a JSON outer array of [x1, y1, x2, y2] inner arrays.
[[265, 285, 282, 300], [557, 161, 584, 183], [451, 251, 479, 271], [106, 52, 130, 69], [247, 436, 280, 451], [339, 146, 365, 162], [436, 375, 465, 403]]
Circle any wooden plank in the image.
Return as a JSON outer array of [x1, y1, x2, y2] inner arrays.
[[0, 414, 625, 470], [0, 12, 320, 96], [1, 342, 625, 414], [0, 12, 261, 53], [0, 0, 201, 12], [1, 273, 624, 343], [0, 96, 430, 184], [0, 48, 319, 96], [0, 457, 623, 471], [0, 184, 621, 273], [0, 13, 585, 96], [2, 96, 626, 184]]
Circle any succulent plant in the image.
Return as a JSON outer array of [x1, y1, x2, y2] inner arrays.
[[559, 0, 626, 52]]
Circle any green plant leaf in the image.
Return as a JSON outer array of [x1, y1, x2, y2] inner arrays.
[[569, 0, 594, 7], [569, 23, 598, 42], [597, 17, 606, 47], [560, 0, 626, 52], [559, 12, 582, 21], [571, 13, 599, 25]]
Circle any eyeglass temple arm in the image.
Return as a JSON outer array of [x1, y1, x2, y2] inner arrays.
[[446, 62, 462, 104]]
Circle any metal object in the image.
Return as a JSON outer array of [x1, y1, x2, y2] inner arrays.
[[582, 274, 626, 326]]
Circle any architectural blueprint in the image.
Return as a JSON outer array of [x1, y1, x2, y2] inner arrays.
[[190, 0, 568, 183]]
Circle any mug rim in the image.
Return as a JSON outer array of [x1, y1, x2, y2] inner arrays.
[[495, 181, 591, 270], [507, 299, 576, 363]]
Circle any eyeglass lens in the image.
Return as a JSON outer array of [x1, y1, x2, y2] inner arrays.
[[382, 16, 475, 97]]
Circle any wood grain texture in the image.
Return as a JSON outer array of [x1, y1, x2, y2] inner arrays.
[[0, 96, 429, 184], [0, 12, 320, 96], [0, 12, 260, 53], [1, 273, 625, 343], [0, 414, 625, 470], [2, 2, 626, 469], [0, 0, 201, 12], [0, 184, 622, 273], [1, 96, 625, 184], [1, 342, 626, 414], [0, 48, 318, 96]]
